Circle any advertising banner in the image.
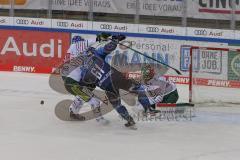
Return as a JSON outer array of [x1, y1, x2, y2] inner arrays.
[[0, 16, 13, 26], [0, 0, 183, 17], [92, 21, 136, 33], [108, 0, 183, 17], [0, 29, 70, 73], [0, 17, 239, 88], [52, 19, 90, 30], [0, 0, 49, 9], [2, 0, 240, 20], [13, 17, 51, 28], [2, 16, 240, 40], [71, 33, 229, 78], [138, 24, 184, 36], [187, 27, 235, 39], [228, 51, 240, 80], [187, 0, 240, 20]]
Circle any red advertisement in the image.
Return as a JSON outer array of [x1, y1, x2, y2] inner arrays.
[[0, 29, 70, 73]]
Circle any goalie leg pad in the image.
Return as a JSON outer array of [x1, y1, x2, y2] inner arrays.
[[161, 89, 179, 103]]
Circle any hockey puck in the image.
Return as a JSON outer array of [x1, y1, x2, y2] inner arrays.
[[40, 100, 44, 105]]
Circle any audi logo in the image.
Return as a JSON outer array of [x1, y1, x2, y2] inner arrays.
[[57, 22, 68, 27], [0, 19, 5, 23], [16, 19, 29, 25], [194, 29, 207, 36], [100, 24, 112, 30], [146, 27, 159, 33]]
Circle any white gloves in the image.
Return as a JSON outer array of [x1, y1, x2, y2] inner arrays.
[[69, 96, 84, 114], [144, 85, 164, 104], [147, 95, 163, 105], [153, 95, 163, 103]]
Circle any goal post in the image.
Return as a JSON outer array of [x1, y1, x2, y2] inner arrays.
[[189, 46, 240, 104]]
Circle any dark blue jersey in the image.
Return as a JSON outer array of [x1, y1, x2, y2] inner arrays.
[[80, 41, 118, 90]]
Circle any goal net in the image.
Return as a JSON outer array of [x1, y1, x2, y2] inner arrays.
[[189, 46, 240, 104]]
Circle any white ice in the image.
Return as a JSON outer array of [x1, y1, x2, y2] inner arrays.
[[0, 72, 240, 160]]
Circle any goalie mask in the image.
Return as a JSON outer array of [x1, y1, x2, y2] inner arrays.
[[141, 64, 155, 81]]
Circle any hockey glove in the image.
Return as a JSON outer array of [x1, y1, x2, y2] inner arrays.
[[153, 95, 163, 103], [144, 85, 163, 104], [147, 95, 163, 105], [112, 34, 126, 41]]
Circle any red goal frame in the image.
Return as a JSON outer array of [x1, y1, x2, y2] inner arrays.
[[189, 46, 240, 103]]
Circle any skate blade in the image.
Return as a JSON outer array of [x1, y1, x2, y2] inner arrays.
[[97, 119, 110, 125], [127, 125, 138, 130]]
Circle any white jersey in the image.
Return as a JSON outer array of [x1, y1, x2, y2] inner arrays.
[[65, 39, 95, 61], [65, 39, 95, 81], [144, 75, 177, 98]]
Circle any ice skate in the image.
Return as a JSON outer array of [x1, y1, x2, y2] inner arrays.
[[124, 117, 137, 130]]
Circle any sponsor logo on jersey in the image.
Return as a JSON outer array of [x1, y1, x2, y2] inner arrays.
[[127, 71, 141, 79]]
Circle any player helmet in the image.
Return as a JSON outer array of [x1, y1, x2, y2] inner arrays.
[[141, 64, 155, 81], [72, 35, 84, 43]]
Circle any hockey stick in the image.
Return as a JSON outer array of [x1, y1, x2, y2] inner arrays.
[[144, 103, 194, 115], [156, 103, 194, 108], [110, 38, 182, 75]]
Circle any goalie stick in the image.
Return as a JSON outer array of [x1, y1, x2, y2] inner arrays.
[[146, 103, 195, 115], [156, 103, 194, 108]]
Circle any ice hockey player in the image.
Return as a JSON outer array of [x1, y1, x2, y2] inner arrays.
[[64, 34, 139, 129], [63, 34, 109, 124], [63, 35, 95, 63], [137, 64, 179, 113]]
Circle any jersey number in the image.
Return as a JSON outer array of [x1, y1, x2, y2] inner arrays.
[[91, 64, 105, 80]]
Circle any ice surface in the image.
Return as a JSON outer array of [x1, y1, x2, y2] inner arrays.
[[0, 72, 240, 160]]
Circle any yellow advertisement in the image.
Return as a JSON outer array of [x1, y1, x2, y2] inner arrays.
[[0, 0, 27, 5]]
